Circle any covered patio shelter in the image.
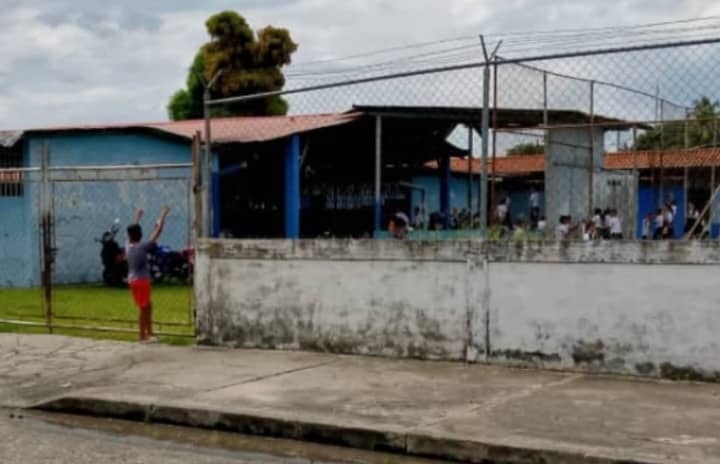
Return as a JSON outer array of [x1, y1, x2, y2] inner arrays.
[[209, 105, 631, 239]]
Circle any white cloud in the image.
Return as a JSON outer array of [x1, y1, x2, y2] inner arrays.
[[0, 0, 717, 129]]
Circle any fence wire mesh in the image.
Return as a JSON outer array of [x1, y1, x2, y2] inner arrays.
[[207, 37, 720, 242], [2, 35, 720, 337], [0, 143, 195, 338], [50, 174, 194, 335]]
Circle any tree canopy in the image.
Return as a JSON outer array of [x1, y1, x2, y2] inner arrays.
[[506, 142, 545, 156], [167, 11, 298, 120], [636, 97, 720, 150]]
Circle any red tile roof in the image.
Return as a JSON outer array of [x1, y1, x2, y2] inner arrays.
[[432, 148, 720, 176]]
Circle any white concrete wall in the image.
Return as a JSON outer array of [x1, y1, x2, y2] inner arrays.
[[196, 239, 720, 381], [196, 240, 484, 361], [490, 262, 720, 374]]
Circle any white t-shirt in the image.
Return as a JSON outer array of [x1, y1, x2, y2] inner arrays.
[[529, 192, 539, 208], [592, 214, 603, 228], [556, 223, 569, 239], [642, 219, 651, 236], [609, 216, 622, 234], [664, 211, 674, 225], [655, 214, 665, 228], [538, 220, 547, 231], [496, 204, 508, 219]]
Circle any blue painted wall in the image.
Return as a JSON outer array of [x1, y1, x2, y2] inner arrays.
[[0, 131, 193, 287], [410, 174, 544, 223], [410, 174, 480, 217], [636, 184, 685, 239], [0, 143, 39, 288]]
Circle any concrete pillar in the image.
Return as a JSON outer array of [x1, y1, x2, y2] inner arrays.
[[545, 127, 604, 227], [284, 135, 301, 239]]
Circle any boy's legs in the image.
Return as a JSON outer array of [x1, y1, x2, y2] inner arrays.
[[131, 279, 152, 341], [138, 308, 149, 340], [147, 303, 154, 337]]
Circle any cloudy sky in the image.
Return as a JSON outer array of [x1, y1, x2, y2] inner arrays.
[[1, 0, 719, 129]]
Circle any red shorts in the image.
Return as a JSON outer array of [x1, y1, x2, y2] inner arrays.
[[129, 278, 152, 310]]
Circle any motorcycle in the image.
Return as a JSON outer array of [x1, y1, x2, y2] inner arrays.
[[98, 220, 194, 286], [98, 219, 128, 287], [149, 245, 195, 284]]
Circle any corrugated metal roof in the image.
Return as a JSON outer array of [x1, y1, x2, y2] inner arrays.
[[0, 131, 23, 148], [146, 112, 362, 143], [353, 105, 640, 129], [11, 112, 362, 145]]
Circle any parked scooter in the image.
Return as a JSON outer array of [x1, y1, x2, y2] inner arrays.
[[98, 219, 194, 286], [98, 219, 128, 287], [149, 245, 194, 284]]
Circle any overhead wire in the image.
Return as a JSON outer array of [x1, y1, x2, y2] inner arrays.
[[289, 15, 720, 74]]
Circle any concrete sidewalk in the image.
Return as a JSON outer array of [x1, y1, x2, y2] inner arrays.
[[2, 335, 719, 463]]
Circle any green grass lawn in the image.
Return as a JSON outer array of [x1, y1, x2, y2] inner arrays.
[[0, 284, 194, 345]]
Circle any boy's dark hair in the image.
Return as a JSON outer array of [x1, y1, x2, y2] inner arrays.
[[127, 224, 142, 243], [390, 212, 408, 228]]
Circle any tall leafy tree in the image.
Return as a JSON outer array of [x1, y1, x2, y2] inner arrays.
[[168, 11, 298, 120], [636, 97, 720, 150]]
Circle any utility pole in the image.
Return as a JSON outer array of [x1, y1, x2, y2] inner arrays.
[[201, 70, 223, 238]]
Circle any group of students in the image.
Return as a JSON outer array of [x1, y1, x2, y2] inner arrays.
[[556, 208, 624, 241], [641, 200, 707, 240], [642, 201, 678, 240]]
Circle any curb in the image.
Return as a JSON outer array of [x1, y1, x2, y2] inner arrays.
[[34, 397, 654, 464]]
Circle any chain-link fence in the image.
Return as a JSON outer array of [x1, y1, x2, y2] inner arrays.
[[0, 141, 195, 339], [204, 37, 720, 243]]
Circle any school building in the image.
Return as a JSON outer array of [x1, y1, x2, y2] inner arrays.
[[2, 106, 703, 287]]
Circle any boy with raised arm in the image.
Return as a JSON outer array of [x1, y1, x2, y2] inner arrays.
[[127, 207, 169, 343]]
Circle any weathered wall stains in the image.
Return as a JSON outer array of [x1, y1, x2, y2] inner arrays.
[[196, 239, 720, 381], [196, 242, 484, 360]]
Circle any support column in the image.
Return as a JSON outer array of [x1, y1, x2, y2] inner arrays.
[[374, 116, 383, 234], [467, 124, 473, 212], [284, 134, 301, 239], [712, 166, 717, 238], [441, 154, 451, 229]]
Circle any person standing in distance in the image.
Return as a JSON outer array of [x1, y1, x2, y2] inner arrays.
[[127, 207, 169, 343]]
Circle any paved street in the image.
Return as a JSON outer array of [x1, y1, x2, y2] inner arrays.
[[2, 334, 720, 463], [0, 409, 443, 464], [1, 411, 287, 464]]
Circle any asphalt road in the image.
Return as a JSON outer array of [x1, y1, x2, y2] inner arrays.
[[0, 409, 444, 464]]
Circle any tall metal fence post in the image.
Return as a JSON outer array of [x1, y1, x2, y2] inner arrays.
[[543, 72, 549, 232], [588, 80, 596, 219], [632, 126, 638, 239], [39, 141, 53, 333], [191, 131, 202, 328], [480, 45, 491, 237], [684, 109, 690, 217], [467, 123, 473, 213], [374, 115, 383, 234], [712, 118, 718, 234], [192, 132, 203, 243], [201, 71, 223, 239], [491, 57, 499, 213], [659, 99, 665, 207]]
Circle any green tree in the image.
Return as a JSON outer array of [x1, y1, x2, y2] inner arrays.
[[636, 97, 720, 150], [167, 11, 298, 120], [507, 142, 544, 156]]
